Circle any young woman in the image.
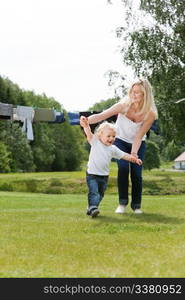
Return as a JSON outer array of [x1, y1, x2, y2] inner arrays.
[[85, 79, 158, 214]]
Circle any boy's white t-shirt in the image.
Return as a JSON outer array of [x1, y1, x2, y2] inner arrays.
[[87, 135, 126, 176]]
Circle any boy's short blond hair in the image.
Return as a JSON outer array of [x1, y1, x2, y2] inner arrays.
[[95, 121, 116, 138]]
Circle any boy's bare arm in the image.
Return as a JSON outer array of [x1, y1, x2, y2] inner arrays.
[[80, 116, 94, 143], [122, 153, 142, 165]]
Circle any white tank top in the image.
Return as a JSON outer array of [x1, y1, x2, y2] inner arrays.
[[115, 113, 146, 143]]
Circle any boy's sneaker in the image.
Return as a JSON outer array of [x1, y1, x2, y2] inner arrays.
[[90, 208, 100, 218], [134, 209, 143, 214], [86, 210, 91, 216], [115, 205, 126, 214]]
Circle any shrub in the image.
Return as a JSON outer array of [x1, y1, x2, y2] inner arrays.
[[0, 141, 11, 173], [144, 140, 160, 171]]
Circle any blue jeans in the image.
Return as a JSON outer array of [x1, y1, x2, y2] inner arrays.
[[114, 138, 146, 210], [86, 173, 108, 213]]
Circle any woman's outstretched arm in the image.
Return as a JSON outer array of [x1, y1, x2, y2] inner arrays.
[[88, 102, 124, 124]]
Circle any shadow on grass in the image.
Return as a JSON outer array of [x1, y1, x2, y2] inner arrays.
[[95, 213, 184, 225]]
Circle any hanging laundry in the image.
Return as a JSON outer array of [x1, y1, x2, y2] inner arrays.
[[0, 102, 13, 120], [33, 108, 56, 122], [79, 111, 118, 133], [48, 111, 66, 124], [13, 106, 35, 140], [68, 112, 80, 125]]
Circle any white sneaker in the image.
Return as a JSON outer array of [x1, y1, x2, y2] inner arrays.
[[134, 209, 143, 214], [115, 205, 126, 214]]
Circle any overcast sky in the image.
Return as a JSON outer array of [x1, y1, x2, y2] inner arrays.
[[0, 0, 134, 112]]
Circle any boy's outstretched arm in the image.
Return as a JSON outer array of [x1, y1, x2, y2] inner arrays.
[[121, 153, 142, 165], [80, 116, 94, 143]]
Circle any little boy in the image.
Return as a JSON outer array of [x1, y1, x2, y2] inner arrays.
[[80, 116, 142, 217]]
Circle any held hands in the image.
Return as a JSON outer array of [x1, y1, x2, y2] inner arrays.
[[123, 154, 142, 165], [80, 116, 93, 142], [130, 152, 142, 165], [130, 155, 142, 165], [80, 116, 89, 128]]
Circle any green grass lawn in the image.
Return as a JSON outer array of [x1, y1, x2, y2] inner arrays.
[[0, 191, 185, 278]]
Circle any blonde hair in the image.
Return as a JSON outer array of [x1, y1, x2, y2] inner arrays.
[[122, 78, 158, 119], [95, 121, 116, 138]]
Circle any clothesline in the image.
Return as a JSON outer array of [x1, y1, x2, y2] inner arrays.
[[0, 102, 158, 141], [0, 102, 65, 140], [0, 102, 113, 141]]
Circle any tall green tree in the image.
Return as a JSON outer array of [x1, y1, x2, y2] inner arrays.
[[0, 121, 35, 172], [0, 141, 11, 173], [31, 123, 55, 171], [51, 118, 84, 172], [0, 75, 85, 172], [89, 97, 119, 111], [144, 140, 160, 170], [111, 0, 185, 143], [161, 140, 185, 162]]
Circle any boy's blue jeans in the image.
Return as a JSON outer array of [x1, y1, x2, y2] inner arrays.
[[86, 173, 109, 213], [114, 138, 146, 210]]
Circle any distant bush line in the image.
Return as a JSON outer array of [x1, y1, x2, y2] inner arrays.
[[0, 169, 185, 195]]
